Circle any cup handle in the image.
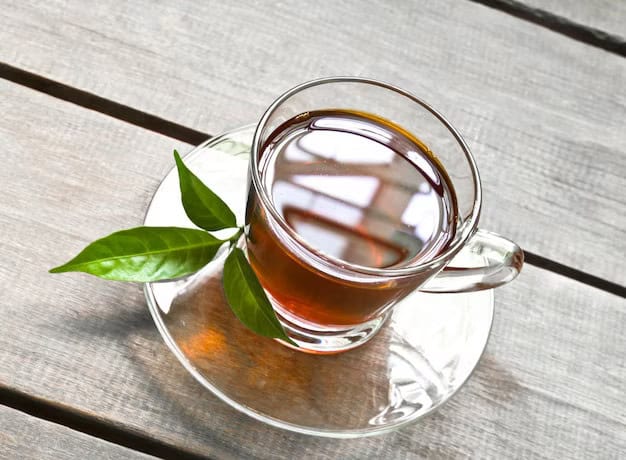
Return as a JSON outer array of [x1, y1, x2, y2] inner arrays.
[[420, 229, 524, 293]]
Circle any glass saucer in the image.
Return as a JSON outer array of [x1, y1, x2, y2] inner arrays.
[[143, 126, 494, 438]]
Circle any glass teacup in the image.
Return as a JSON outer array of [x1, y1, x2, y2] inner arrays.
[[245, 77, 523, 353]]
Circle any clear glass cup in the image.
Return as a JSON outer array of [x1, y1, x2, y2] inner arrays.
[[246, 77, 523, 353]]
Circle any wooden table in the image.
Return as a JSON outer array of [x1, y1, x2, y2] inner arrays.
[[1, 1, 624, 458]]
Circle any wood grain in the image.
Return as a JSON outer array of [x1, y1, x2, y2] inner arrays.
[[0, 406, 155, 460], [0, 80, 624, 458], [517, 0, 626, 38], [0, 0, 625, 284]]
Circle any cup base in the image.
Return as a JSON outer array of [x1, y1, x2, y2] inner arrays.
[[271, 302, 391, 354]]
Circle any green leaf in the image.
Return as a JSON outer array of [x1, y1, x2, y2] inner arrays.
[[174, 150, 237, 231], [49, 226, 225, 282], [222, 248, 296, 345]]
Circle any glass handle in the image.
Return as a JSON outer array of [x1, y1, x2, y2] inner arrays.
[[420, 229, 524, 293]]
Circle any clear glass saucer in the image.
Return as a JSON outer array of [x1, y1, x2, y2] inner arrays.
[[143, 126, 495, 438]]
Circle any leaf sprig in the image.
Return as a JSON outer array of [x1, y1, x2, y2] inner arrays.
[[50, 150, 295, 345]]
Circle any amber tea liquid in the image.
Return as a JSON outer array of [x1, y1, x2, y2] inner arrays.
[[246, 110, 457, 327]]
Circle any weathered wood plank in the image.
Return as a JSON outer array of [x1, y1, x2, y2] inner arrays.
[[0, 80, 624, 459], [0, 405, 155, 460], [1, 0, 625, 285], [518, 0, 626, 38]]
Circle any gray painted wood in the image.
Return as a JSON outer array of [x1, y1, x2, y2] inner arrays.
[[519, 0, 626, 37], [0, 406, 155, 460], [0, 80, 624, 458], [1, 0, 625, 284]]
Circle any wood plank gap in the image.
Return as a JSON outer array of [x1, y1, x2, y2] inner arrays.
[[0, 62, 209, 145], [0, 385, 212, 460], [468, 0, 626, 57], [524, 250, 626, 298], [1, 61, 623, 298]]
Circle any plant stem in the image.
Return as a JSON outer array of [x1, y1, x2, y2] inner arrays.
[[228, 227, 244, 248]]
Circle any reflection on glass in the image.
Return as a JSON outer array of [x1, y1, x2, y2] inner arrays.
[[262, 112, 457, 269]]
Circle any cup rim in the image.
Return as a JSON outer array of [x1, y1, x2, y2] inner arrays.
[[250, 76, 482, 277]]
